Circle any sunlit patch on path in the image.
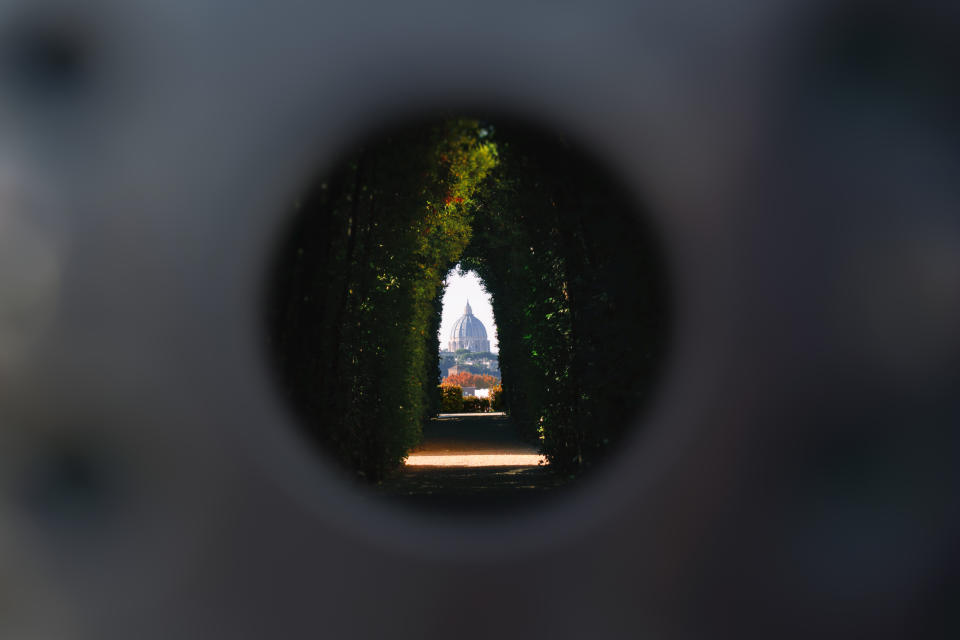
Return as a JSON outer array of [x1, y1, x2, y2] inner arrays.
[[376, 412, 566, 512], [405, 453, 546, 467]]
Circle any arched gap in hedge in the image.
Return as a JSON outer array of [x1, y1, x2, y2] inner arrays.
[[437, 267, 502, 411], [266, 116, 668, 483]]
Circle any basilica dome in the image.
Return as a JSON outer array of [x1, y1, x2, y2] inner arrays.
[[448, 301, 490, 352]]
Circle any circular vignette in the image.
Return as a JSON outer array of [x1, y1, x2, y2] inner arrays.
[[251, 107, 681, 560]]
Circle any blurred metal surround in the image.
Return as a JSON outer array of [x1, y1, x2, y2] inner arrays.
[[0, 0, 958, 638]]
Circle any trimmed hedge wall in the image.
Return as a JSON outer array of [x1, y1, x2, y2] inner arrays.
[[440, 385, 464, 413], [461, 396, 491, 413]]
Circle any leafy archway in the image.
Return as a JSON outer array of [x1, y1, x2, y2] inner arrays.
[[267, 117, 667, 482], [459, 123, 667, 474]]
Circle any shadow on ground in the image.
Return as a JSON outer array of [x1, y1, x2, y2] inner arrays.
[[375, 413, 571, 516]]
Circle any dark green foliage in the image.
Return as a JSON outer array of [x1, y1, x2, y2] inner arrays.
[[268, 117, 667, 483], [460, 124, 668, 476], [461, 396, 491, 412], [267, 119, 496, 481]]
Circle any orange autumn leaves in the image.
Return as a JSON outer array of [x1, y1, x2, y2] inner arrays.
[[441, 371, 499, 389]]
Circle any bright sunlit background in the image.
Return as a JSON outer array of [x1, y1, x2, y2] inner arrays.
[[438, 267, 498, 353]]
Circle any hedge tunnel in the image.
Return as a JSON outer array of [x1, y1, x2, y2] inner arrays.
[[266, 117, 669, 483]]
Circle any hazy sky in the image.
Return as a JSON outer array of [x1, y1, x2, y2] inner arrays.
[[438, 267, 498, 353]]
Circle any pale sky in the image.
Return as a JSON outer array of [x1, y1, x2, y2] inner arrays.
[[438, 267, 498, 353]]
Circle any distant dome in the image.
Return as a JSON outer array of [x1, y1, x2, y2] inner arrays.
[[448, 301, 490, 352]]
